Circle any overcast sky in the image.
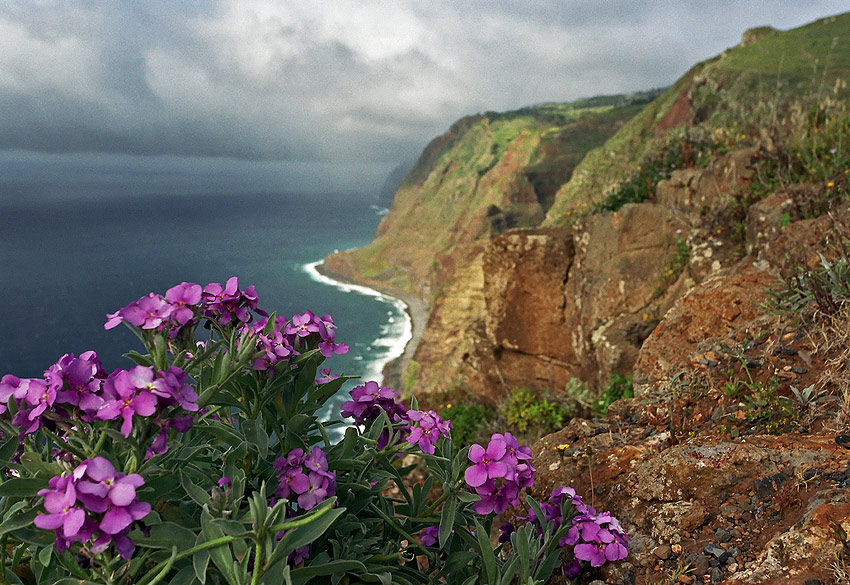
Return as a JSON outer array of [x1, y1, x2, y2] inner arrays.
[[1, 1, 848, 194]]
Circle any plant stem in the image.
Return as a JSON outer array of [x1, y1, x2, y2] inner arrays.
[[423, 491, 450, 517], [251, 539, 264, 585]]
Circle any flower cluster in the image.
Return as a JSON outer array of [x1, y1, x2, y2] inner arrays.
[[34, 457, 151, 559], [464, 433, 535, 515], [405, 409, 452, 454], [105, 277, 264, 337], [273, 446, 337, 511], [245, 311, 348, 376], [529, 487, 630, 575], [339, 381, 407, 426], [0, 353, 197, 446], [104, 278, 348, 378]]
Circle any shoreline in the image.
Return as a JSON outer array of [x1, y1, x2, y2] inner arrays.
[[312, 261, 429, 390]]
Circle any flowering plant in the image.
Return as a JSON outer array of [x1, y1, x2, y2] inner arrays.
[[0, 277, 628, 584]]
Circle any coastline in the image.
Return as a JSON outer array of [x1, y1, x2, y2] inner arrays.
[[312, 261, 429, 390]]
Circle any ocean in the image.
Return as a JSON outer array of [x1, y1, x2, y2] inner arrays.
[[0, 189, 408, 421]]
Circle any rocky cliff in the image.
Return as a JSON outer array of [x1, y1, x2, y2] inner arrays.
[[324, 12, 850, 583], [324, 97, 654, 302]]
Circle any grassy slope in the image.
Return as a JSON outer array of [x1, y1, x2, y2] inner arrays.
[[332, 97, 651, 300], [544, 12, 850, 225]]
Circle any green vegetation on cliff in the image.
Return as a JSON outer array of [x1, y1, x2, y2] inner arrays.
[[326, 93, 658, 300], [544, 12, 850, 224]]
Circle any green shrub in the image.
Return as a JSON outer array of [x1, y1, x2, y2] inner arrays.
[[439, 403, 494, 446], [594, 374, 634, 416], [504, 388, 569, 435]]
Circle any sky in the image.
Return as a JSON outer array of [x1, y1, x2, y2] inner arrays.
[[1, 1, 849, 195]]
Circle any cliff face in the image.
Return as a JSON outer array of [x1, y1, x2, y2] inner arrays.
[[323, 99, 650, 302]]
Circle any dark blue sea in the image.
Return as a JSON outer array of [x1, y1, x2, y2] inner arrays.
[[0, 187, 406, 421]]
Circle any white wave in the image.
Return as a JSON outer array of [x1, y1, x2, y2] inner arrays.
[[303, 260, 412, 387], [369, 204, 390, 216]]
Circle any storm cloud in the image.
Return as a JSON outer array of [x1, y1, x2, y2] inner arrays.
[[0, 1, 847, 189]]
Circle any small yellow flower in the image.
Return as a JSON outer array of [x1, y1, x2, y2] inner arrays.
[[667, 269, 674, 275], [643, 313, 649, 321], [637, 165, 642, 171], [828, 182, 835, 188], [717, 228, 723, 234], [740, 134, 746, 139], [445, 403, 453, 409], [554, 444, 570, 452], [715, 128, 721, 134], [844, 169, 849, 174]]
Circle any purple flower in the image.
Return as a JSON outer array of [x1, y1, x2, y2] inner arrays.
[[297, 474, 330, 510], [33, 459, 151, 560], [164, 281, 202, 325], [534, 486, 630, 568], [405, 410, 452, 454], [464, 435, 508, 488], [473, 479, 518, 515], [316, 368, 338, 385], [284, 312, 320, 338], [46, 352, 104, 409], [120, 293, 174, 330], [419, 525, 440, 547], [96, 368, 159, 437], [0, 375, 30, 415], [274, 447, 335, 510], [498, 521, 515, 544], [562, 560, 581, 580], [34, 477, 85, 539], [76, 457, 144, 507], [340, 381, 406, 426], [202, 277, 262, 325]]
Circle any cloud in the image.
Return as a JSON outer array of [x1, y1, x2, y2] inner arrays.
[[0, 1, 847, 166]]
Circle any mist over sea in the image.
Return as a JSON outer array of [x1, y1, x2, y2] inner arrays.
[[0, 182, 407, 419]]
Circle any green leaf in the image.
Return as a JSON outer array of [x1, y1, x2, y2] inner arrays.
[[211, 518, 250, 537], [133, 522, 198, 550], [525, 496, 547, 529], [455, 491, 480, 503], [474, 519, 497, 585], [197, 420, 243, 446], [4, 568, 23, 584], [201, 508, 240, 585], [0, 477, 48, 498], [18, 453, 61, 477], [37, 544, 52, 566], [168, 565, 199, 585], [438, 496, 455, 549], [267, 504, 345, 571], [0, 437, 19, 464], [9, 525, 53, 546], [242, 419, 269, 458], [179, 470, 210, 507], [52, 579, 103, 585], [123, 350, 154, 367], [193, 533, 211, 584], [514, 526, 529, 584], [0, 508, 37, 537], [499, 557, 519, 585], [442, 551, 477, 573], [289, 560, 367, 583]]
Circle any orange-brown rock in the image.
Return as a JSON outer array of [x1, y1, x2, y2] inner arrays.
[[633, 267, 776, 393], [532, 409, 850, 585]]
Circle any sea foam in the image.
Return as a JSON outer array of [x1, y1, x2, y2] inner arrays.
[[303, 260, 411, 386]]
